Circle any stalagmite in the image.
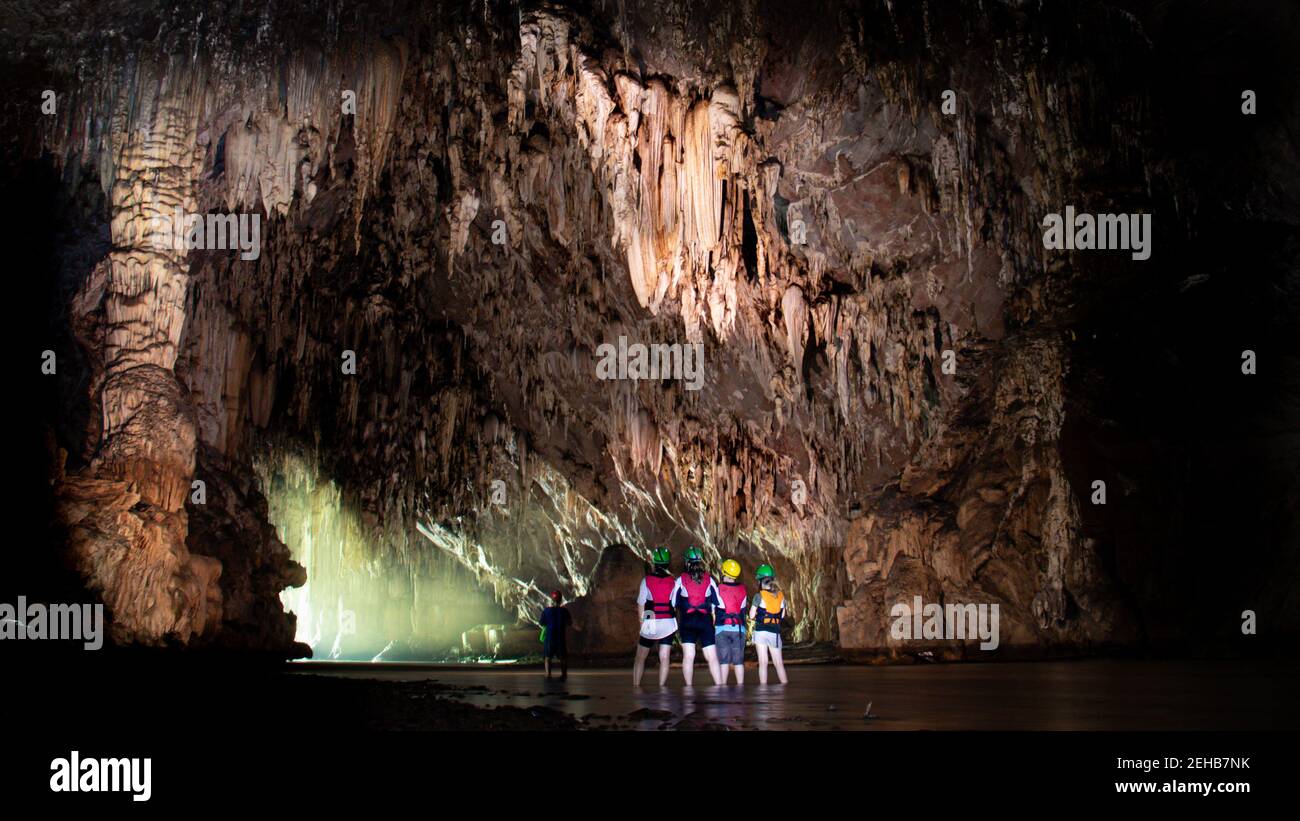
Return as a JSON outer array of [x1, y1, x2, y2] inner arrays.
[[25, 0, 1278, 658]]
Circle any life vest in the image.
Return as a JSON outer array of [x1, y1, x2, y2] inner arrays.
[[716, 582, 747, 626], [644, 575, 676, 619], [755, 589, 785, 631], [679, 573, 714, 615]]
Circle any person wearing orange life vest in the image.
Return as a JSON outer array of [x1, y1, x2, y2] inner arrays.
[[671, 547, 723, 686], [634, 547, 678, 687], [714, 558, 748, 684], [748, 563, 789, 684]]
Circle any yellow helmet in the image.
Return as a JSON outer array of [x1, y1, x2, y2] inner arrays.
[[721, 558, 742, 578]]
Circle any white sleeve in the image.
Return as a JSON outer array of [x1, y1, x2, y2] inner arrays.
[[636, 579, 649, 606], [669, 577, 684, 601]]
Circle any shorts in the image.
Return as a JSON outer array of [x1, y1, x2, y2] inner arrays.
[[715, 630, 744, 664], [543, 638, 566, 658], [753, 630, 782, 650], [638, 633, 675, 649], [678, 618, 715, 648]]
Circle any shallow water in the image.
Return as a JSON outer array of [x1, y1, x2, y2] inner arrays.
[[290, 658, 1299, 730]]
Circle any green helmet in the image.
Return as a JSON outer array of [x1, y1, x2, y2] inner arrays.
[[651, 547, 672, 566], [684, 547, 703, 563], [755, 563, 775, 579]]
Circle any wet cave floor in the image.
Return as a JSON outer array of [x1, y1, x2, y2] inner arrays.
[[14, 653, 1299, 733], [279, 658, 1300, 731]]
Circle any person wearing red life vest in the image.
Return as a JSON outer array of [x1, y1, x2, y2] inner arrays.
[[671, 547, 723, 686], [634, 547, 678, 686], [714, 558, 748, 684], [748, 563, 789, 684]]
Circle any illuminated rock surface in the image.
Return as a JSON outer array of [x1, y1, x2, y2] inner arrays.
[[9, 0, 1297, 655]]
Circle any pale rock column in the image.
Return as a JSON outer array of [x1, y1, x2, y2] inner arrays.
[[59, 98, 223, 645]]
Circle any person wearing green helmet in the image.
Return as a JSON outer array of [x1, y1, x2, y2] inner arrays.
[[634, 547, 677, 686], [748, 563, 789, 684], [671, 547, 723, 686]]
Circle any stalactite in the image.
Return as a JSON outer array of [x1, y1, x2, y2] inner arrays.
[[28, 0, 1186, 651]]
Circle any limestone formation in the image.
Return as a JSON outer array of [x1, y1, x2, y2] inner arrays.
[[13, 0, 1297, 656]]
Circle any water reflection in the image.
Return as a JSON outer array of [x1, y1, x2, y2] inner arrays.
[[292, 659, 1297, 730]]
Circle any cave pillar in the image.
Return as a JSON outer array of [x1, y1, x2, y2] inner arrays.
[[57, 98, 223, 645], [99, 103, 200, 506]]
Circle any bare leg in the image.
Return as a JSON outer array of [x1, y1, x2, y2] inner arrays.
[[702, 645, 722, 685], [757, 644, 770, 684], [718, 664, 731, 684], [559, 655, 568, 680], [657, 644, 671, 686], [770, 646, 788, 684], [736, 656, 746, 684], [681, 644, 697, 686], [545, 656, 552, 679], [633, 644, 650, 685]]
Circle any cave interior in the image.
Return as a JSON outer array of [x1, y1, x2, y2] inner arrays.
[[4, 0, 1298, 670]]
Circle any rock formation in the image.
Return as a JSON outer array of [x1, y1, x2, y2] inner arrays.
[[8, 0, 1297, 657]]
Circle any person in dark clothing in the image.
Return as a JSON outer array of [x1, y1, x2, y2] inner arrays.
[[672, 547, 722, 686], [539, 590, 572, 680]]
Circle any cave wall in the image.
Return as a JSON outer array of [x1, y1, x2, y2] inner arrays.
[[10, 0, 1297, 655]]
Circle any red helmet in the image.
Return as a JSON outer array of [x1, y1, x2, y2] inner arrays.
[[550, 590, 562, 601]]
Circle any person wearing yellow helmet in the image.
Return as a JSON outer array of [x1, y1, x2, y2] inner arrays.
[[714, 558, 748, 684], [748, 563, 789, 684]]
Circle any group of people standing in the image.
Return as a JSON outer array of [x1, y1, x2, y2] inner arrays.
[[634, 547, 790, 686], [536, 547, 791, 686]]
